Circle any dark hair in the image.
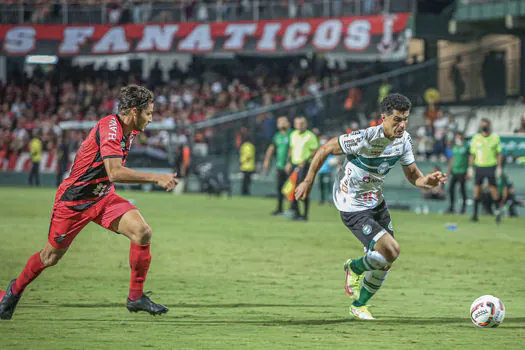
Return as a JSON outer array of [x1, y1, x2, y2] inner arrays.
[[118, 85, 154, 114], [480, 118, 491, 125], [380, 93, 412, 115]]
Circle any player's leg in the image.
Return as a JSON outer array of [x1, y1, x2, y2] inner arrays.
[[301, 163, 311, 220], [447, 174, 458, 213], [471, 168, 483, 221], [341, 208, 395, 320], [273, 169, 286, 215], [109, 209, 168, 315], [1, 204, 88, 320], [487, 168, 502, 224], [96, 194, 167, 315], [458, 173, 467, 214]]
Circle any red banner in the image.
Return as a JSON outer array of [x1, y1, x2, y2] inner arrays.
[[0, 14, 411, 59]]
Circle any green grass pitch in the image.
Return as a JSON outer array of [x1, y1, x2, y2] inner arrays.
[[0, 187, 524, 349]]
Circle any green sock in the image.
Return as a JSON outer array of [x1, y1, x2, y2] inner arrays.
[[350, 258, 366, 275], [352, 288, 375, 307]]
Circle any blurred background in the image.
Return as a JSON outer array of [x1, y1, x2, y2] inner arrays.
[[1, 0, 524, 217]]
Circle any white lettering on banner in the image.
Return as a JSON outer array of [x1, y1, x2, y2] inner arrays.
[[377, 15, 395, 54], [4, 27, 35, 54], [312, 20, 342, 50], [256, 23, 281, 52], [344, 20, 371, 50], [223, 24, 257, 51], [178, 24, 214, 52], [282, 22, 311, 51], [108, 118, 118, 141], [93, 27, 130, 53], [59, 27, 95, 54], [2, 16, 408, 55], [136, 25, 179, 51]]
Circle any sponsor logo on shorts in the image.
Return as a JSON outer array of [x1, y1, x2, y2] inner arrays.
[[54, 233, 67, 244], [341, 184, 348, 193], [362, 224, 372, 235]]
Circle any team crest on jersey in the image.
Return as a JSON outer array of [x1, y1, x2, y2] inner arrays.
[[121, 141, 126, 151], [377, 161, 389, 174], [362, 224, 372, 235]]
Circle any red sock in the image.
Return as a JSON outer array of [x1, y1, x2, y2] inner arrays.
[[12, 251, 47, 296], [129, 242, 151, 301]]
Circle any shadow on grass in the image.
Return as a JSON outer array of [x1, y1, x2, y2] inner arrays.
[[57, 302, 332, 309]]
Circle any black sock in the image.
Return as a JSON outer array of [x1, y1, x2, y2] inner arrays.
[[474, 199, 480, 217]]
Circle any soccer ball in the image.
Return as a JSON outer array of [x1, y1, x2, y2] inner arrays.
[[470, 295, 505, 328]]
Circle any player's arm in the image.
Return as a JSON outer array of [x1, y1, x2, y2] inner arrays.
[[263, 144, 275, 170], [402, 163, 447, 189], [294, 136, 344, 200], [496, 137, 503, 178], [104, 158, 177, 191]]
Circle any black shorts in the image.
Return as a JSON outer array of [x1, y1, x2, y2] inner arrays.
[[340, 201, 394, 251], [475, 166, 496, 186]]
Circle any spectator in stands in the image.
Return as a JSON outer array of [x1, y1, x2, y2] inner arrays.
[[514, 117, 525, 134], [239, 134, 255, 196], [263, 116, 291, 216], [28, 129, 42, 187], [56, 132, 70, 187], [450, 56, 465, 102], [286, 117, 319, 221], [447, 132, 469, 214]]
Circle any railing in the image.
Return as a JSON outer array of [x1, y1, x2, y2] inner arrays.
[[0, 0, 416, 25]]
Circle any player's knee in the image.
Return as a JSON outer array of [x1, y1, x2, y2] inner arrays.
[[40, 250, 63, 267], [132, 223, 152, 244], [383, 242, 400, 262]]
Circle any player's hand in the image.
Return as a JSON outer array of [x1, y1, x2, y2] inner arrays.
[[263, 159, 270, 174], [424, 171, 448, 188], [467, 166, 474, 180], [294, 180, 313, 201], [495, 166, 502, 179], [155, 173, 178, 191]]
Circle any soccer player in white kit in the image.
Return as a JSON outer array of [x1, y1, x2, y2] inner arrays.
[[294, 94, 447, 320]]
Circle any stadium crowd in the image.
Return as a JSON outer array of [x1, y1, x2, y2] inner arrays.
[[1, 0, 393, 24], [0, 56, 386, 163]]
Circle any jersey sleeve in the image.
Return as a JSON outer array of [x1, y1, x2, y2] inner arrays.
[[338, 130, 365, 155], [400, 134, 415, 166], [307, 131, 319, 152], [469, 134, 478, 154], [495, 135, 502, 153], [98, 117, 123, 160]]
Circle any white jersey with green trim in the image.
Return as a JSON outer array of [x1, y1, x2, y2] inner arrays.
[[333, 125, 415, 212]]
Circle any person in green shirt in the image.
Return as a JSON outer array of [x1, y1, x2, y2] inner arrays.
[[263, 116, 291, 215], [467, 118, 503, 223], [286, 117, 319, 221], [446, 132, 469, 214]]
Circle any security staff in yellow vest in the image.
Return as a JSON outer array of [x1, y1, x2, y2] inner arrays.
[[29, 129, 43, 187], [286, 117, 319, 221], [467, 118, 503, 223], [240, 134, 256, 196]]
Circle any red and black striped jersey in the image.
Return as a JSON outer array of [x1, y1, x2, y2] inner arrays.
[[56, 114, 139, 211]]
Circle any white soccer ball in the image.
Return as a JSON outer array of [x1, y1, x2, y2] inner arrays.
[[470, 295, 505, 328]]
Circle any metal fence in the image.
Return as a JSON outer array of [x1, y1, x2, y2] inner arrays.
[[0, 0, 415, 25]]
